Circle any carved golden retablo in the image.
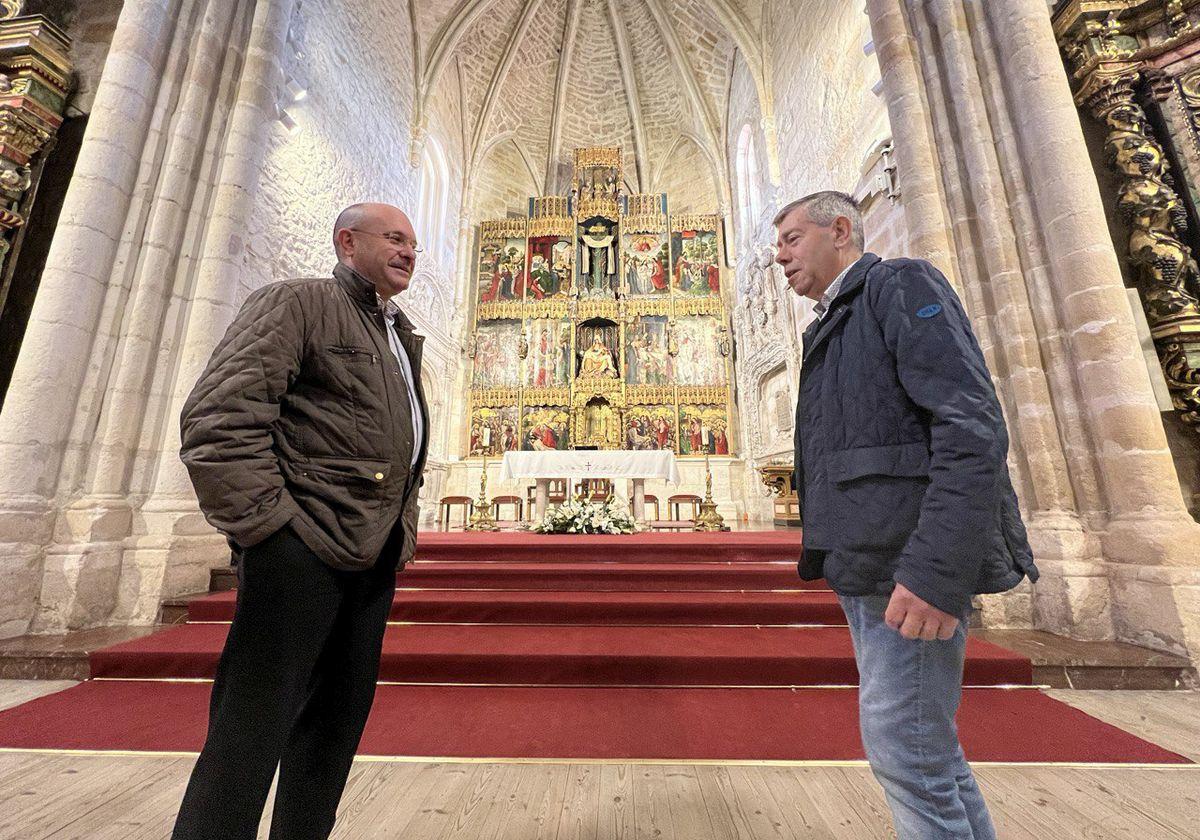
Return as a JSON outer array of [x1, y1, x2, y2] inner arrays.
[[465, 146, 735, 456]]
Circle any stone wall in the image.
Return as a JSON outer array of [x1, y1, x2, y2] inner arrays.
[[724, 2, 893, 523], [0, 0, 465, 637]]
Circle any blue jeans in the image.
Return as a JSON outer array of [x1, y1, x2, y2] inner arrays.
[[839, 593, 996, 840]]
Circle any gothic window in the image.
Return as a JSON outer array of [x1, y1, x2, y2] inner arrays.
[[417, 137, 451, 264], [735, 125, 762, 246]]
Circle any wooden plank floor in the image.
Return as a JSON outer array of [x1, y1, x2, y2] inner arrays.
[[0, 682, 1196, 840]]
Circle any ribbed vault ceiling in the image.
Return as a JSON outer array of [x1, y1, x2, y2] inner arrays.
[[411, 0, 772, 213]]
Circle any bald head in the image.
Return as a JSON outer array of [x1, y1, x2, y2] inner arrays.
[[332, 202, 418, 297]]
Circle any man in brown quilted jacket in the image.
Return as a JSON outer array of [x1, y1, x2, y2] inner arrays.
[[172, 203, 429, 840]]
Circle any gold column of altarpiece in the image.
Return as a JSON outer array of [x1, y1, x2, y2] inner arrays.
[[1055, 0, 1200, 437], [465, 146, 736, 460]]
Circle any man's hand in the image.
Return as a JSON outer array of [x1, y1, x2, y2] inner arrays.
[[884, 583, 959, 641]]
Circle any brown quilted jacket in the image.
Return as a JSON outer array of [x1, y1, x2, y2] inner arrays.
[[180, 263, 429, 571]]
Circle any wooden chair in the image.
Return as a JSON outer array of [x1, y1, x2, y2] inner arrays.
[[574, 478, 613, 500], [491, 494, 523, 523], [630, 493, 661, 521], [667, 493, 702, 522], [525, 479, 568, 520], [438, 495, 473, 530]]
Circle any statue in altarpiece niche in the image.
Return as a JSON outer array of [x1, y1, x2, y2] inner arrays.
[[579, 335, 619, 379]]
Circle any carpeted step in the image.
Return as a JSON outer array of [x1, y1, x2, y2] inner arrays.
[[0, 680, 1187, 765], [398, 560, 810, 590], [184, 588, 849, 625], [89, 622, 1031, 686], [412, 531, 803, 565]]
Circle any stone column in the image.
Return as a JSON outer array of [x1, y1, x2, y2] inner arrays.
[[990, 0, 1200, 658], [0, 0, 184, 637], [116, 0, 298, 624], [864, 0, 959, 278], [31, 0, 254, 633], [868, 0, 1200, 658]]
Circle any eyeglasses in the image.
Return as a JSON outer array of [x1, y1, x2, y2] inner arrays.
[[348, 228, 423, 253]]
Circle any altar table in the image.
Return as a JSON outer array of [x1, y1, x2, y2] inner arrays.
[[499, 450, 680, 522]]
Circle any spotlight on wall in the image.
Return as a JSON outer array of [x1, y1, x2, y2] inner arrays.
[[279, 108, 301, 136], [285, 78, 308, 102]]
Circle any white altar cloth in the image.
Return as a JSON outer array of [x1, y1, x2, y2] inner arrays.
[[500, 450, 680, 484]]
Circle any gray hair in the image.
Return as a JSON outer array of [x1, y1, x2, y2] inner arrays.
[[773, 191, 865, 252], [333, 203, 368, 258]]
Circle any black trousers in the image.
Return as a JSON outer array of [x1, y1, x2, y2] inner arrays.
[[172, 525, 397, 840]]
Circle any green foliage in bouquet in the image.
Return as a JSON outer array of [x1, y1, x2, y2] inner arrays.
[[532, 495, 639, 535]]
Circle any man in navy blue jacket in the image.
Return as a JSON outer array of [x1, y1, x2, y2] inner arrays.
[[776, 191, 1037, 839]]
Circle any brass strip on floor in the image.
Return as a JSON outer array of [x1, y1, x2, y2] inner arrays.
[[0, 747, 1192, 770]]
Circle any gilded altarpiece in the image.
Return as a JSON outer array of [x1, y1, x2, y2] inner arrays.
[[466, 148, 737, 458]]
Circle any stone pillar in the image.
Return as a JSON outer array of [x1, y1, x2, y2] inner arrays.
[[33, 0, 255, 633], [994, 0, 1200, 658], [866, 0, 1200, 659], [116, 0, 298, 624], [0, 0, 184, 637], [864, 0, 959, 277]]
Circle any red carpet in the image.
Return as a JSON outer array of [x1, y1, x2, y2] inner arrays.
[[0, 531, 1188, 764], [90, 622, 1031, 686], [0, 681, 1187, 763], [187, 587, 850, 625]]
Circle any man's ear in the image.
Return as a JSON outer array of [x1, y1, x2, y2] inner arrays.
[[335, 228, 354, 258], [833, 216, 853, 249]]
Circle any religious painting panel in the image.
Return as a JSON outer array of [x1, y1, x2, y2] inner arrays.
[[525, 318, 572, 388], [671, 226, 720, 297], [477, 237, 526, 304], [678, 404, 731, 456], [526, 235, 572, 300], [624, 315, 671, 385], [577, 215, 619, 299], [672, 316, 725, 386], [573, 153, 621, 218], [623, 405, 677, 451], [623, 231, 670, 296], [469, 406, 520, 456], [575, 320, 621, 380], [522, 405, 570, 451], [471, 319, 522, 388]]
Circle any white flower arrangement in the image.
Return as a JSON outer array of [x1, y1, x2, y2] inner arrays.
[[532, 494, 639, 535]]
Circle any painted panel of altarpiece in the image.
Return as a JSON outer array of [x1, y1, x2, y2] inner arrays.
[[673, 316, 725, 386], [625, 315, 671, 385], [623, 405, 677, 451], [478, 237, 527, 304], [526, 236, 572, 300], [522, 405, 570, 451], [469, 406, 521, 456], [472, 320, 523, 388], [623, 231, 670, 296], [678, 404, 731, 456], [671, 228, 720, 296], [525, 318, 572, 388]]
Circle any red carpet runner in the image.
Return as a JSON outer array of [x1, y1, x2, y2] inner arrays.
[[0, 531, 1189, 764]]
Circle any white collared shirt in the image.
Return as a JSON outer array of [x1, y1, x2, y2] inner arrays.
[[379, 296, 423, 468], [813, 260, 857, 321]]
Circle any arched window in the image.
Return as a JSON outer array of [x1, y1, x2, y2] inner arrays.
[[735, 125, 762, 245], [417, 137, 451, 263]]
